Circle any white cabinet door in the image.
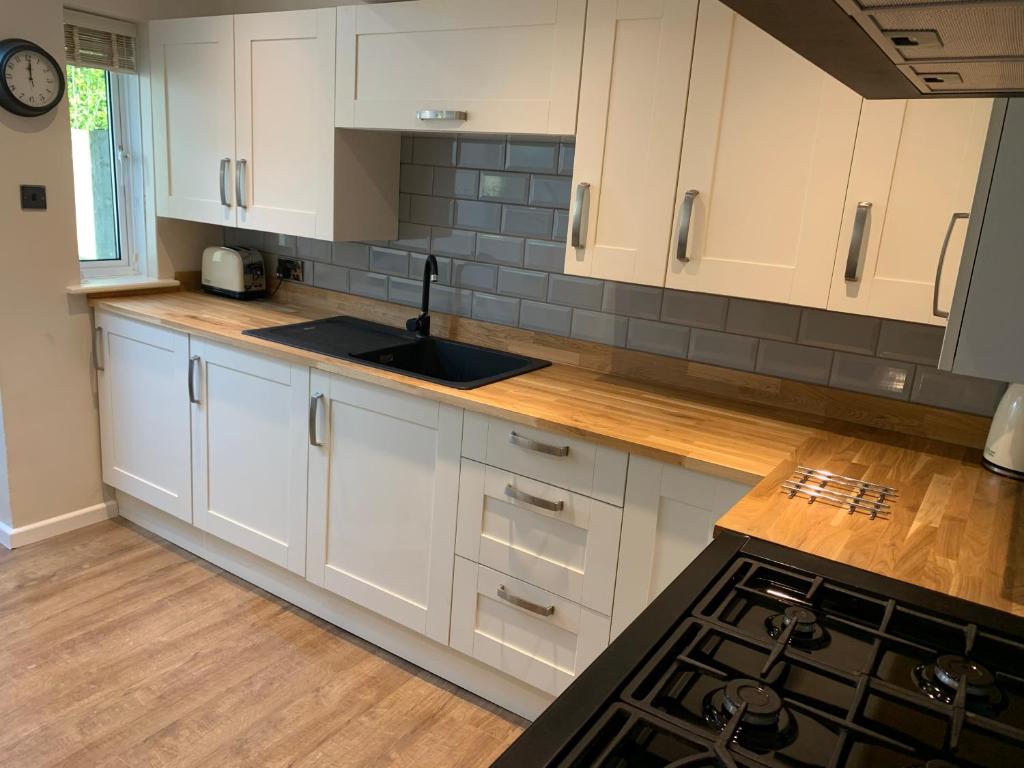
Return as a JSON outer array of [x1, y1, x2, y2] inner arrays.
[[336, 0, 586, 134], [190, 339, 309, 575], [95, 311, 192, 522], [828, 98, 992, 325], [663, 1, 862, 306], [307, 373, 463, 644], [150, 16, 236, 227], [565, 0, 699, 286], [234, 10, 336, 238]]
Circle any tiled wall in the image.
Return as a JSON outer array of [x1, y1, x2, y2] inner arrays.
[[225, 134, 1007, 418]]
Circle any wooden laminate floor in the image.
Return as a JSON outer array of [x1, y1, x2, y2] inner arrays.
[[0, 519, 526, 768]]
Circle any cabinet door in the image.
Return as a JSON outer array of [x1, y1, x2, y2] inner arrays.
[[234, 10, 336, 238], [664, 1, 862, 306], [828, 99, 992, 325], [307, 373, 463, 644], [336, 0, 585, 134], [95, 311, 192, 522], [190, 339, 309, 574], [150, 16, 236, 226], [564, 0, 699, 286]]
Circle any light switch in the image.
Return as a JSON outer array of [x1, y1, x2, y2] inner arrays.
[[20, 185, 47, 210]]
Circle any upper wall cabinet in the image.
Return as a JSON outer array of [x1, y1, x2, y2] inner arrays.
[[335, 0, 586, 134], [150, 11, 399, 241]]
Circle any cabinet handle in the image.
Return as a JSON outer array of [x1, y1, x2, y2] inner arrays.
[[93, 326, 104, 371], [219, 157, 231, 207], [844, 202, 872, 282], [571, 182, 590, 248], [504, 484, 564, 512], [933, 212, 969, 319], [188, 355, 200, 404], [496, 584, 555, 617], [509, 431, 569, 457], [416, 110, 467, 121], [309, 392, 324, 447], [676, 189, 699, 262], [236, 159, 248, 209]]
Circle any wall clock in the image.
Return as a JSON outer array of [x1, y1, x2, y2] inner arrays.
[[0, 38, 66, 117]]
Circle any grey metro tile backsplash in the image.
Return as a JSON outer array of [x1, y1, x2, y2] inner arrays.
[[227, 132, 1006, 417]]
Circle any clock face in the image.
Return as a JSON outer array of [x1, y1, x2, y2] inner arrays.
[[4, 49, 60, 110]]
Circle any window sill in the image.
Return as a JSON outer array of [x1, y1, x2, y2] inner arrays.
[[66, 276, 181, 296]]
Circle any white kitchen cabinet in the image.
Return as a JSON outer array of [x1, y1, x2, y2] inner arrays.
[[827, 98, 992, 325], [95, 311, 192, 522], [335, 0, 586, 134], [306, 372, 463, 644], [190, 338, 309, 575]]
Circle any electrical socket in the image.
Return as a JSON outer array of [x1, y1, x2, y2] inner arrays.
[[276, 258, 304, 283]]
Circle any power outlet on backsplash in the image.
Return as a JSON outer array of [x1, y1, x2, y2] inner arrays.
[[276, 258, 304, 283]]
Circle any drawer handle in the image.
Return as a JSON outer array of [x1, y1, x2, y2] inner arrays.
[[676, 189, 699, 262], [844, 201, 872, 282], [188, 355, 201, 405], [416, 110, 467, 121], [508, 431, 569, 457], [504, 484, 564, 512], [309, 392, 324, 447], [571, 182, 590, 249], [933, 211, 969, 319], [93, 326, 104, 371], [497, 584, 555, 617]]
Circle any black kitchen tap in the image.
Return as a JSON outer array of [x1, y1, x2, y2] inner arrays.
[[406, 254, 439, 337]]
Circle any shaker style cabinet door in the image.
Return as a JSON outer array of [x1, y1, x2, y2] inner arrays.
[[663, 0, 862, 306], [189, 339, 310, 575], [828, 98, 992, 325], [150, 16, 236, 226], [564, 0, 699, 286]]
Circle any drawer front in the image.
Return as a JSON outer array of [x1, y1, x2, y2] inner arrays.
[[450, 558, 610, 696], [462, 412, 627, 506], [456, 460, 621, 614]]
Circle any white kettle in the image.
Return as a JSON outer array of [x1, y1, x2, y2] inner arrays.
[[984, 383, 1024, 480]]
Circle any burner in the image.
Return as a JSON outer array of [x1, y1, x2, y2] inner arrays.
[[702, 678, 797, 752], [912, 655, 1004, 710], [722, 679, 783, 726], [765, 604, 829, 649]]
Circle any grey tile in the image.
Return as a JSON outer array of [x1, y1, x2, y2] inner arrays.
[[626, 319, 690, 359], [479, 171, 530, 204], [388, 276, 422, 307], [529, 175, 572, 208], [688, 329, 758, 371], [524, 239, 565, 272], [455, 200, 502, 232], [501, 205, 554, 238], [520, 300, 572, 336], [755, 341, 833, 385], [876, 321, 945, 366], [726, 299, 802, 342], [829, 352, 914, 400], [429, 228, 476, 258], [410, 253, 452, 285], [262, 232, 297, 257], [498, 267, 548, 300], [297, 237, 332, 264], [552, 210, 569, 241], [349, 270, 388, 300], [558, 144, 575, 176], [602, 283, 663, 320], [223, 227, 263, 249], [505, 140, 559, 173], [312, 262, 349, 293], [332, 241, 370, 270], [572, 310, 628, 347], [458, 137, 505, 170], [798, 309, 880, 354], [400, 164, 434, 195], [433, 167, 479, 199], [390, 222, 430, 253], [400, 135, 413, 164], [369, 247, 409, 276], [473, 292, 520, 327], [547, 274, 604, 309], [453, 260, 498, 291], [398, 193, 411, 221], [409, 195, 454, 227], [661, 290, 729, 330], [412, 136, 456, 166], [476, 233, 525, 267], [911, 368, 1006, 416], [431, 285, 474, 316]]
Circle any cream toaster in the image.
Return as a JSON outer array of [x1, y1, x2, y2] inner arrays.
[[201, 246, 266, 300]]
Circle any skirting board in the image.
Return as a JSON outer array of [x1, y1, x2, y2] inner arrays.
[[116, 492, 554, 722], [0, 499, 118, 549]]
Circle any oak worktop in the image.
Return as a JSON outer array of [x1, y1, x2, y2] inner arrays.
[[92, 291, 1024, 617]]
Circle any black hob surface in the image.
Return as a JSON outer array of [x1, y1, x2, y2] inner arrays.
[[495, 533, 1024, 768]]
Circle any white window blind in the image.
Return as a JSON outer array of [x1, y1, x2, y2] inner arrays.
[[64, 10, 137, 73]]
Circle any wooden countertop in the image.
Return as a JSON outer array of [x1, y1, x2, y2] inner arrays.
[[92, 292, 1024, 617]]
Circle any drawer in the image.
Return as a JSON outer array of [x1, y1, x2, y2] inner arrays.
[[462, 412, 627, 506], [456, 460, 621, 614], [450, 558, 610, 696]]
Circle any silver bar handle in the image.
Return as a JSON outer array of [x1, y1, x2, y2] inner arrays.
[[504, 484, 564, 513], [844, 202, 872, 282], [188, 355, 200, 405], [93, 326, 104, 371], [509, 431, 569, 457], [219, 157, 231, 207], [571, 183, 590, 248], [416, 110, 467, 121], [236, 159, 248, 210], [496, 584, 555, 617], [309, 392, 323, 447], [934, 212, 969, 319], [676, 189, 699, 262]]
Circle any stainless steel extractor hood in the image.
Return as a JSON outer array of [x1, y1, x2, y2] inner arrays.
[[719, 0, 1024, 99]]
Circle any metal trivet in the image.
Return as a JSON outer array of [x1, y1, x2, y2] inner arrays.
[[780, 465, 898, 519]]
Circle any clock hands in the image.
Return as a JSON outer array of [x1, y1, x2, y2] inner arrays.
[[26, 57, 34, 86]]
